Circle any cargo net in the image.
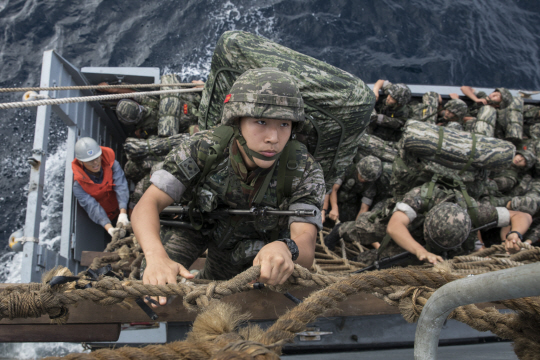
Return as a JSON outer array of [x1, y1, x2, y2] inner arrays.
[[2, 225, 540, 360]]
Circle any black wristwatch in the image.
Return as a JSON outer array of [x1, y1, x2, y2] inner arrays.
[[506, 230, 523, 242], [277, 238, 299, 261]]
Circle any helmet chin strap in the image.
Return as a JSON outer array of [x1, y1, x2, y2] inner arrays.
[[234, 128, 282, 162]]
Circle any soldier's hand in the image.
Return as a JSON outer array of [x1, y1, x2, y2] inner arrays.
[[476, 98, 488, 105], [505, 233, 522, 254], [143, 255, 194, 307], [449, 93, 459, 100], [416, 249, 443, 264], [253, 241, 295, 286], [329, 208, 339, 222]]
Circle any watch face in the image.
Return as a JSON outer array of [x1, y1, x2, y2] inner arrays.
[[285, 238, 299, 261]]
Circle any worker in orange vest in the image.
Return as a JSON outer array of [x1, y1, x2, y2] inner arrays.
[[72, 137, 130, 238]]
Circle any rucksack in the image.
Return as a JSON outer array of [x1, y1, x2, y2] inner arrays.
[[197, 30, 375, 191]]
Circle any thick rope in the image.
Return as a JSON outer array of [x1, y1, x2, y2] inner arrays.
[[0, 83, 199, 93], [0, 88, 203, 110]]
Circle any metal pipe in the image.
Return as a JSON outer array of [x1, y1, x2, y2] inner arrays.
[[414, 262, 540, 360]]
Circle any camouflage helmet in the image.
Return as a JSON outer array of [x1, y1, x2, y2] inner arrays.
[[116, 99, 145, 125], [444, 99, 467, 120], [356, 155, 382, 182], [516, 149, 537, 170], [495, 87, 513, 109], [424, 202, 471, 250], [221, 68, 305, 130], [386, 83, 411, 106]]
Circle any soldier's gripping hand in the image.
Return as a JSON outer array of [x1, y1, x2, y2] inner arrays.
[[505, 232, 522, 254], [143, 254, 194, 307], [415, 249, 443, 265], [253, 241, 295, 286], [328, 208, 339, 222]]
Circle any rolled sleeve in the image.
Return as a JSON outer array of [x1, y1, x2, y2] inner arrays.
[[73, 181, 110, 227], [150, 169, 186, 202], [393, 202, 417, 222], [288, 203, 323, 231], [361, 197, 373, 206], [496, 207, 511, 228]]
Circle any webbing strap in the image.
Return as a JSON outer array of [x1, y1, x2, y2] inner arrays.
[[435, 126, 444, 158], [147, 139, 159, 160], [189, 126, 234, 230], [458, 132, 477, 175], [456, 180, 480, 228], [368, 209, 383, 223], [275, 140, 302, 205], [252, 163, 278, 206], [420, 174, 438, 214], [377, 234, 393, 259]]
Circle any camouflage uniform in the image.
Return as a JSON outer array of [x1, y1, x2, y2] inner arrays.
[[523, 105, 540, 138], [334, 156, 382, 222], [437, 99, 467, 129], [129, 161, 164, 209], [158, 74, 201, 136], [150, 68, 326, 280], [466, 88, 513, 118], [490, 150, 536, 194], [337, 183, 511, 264], [124, 157, 164, 183], [409, 91, 439, 124], [370, 81, 411, 141], [116, 95, 160, 137]]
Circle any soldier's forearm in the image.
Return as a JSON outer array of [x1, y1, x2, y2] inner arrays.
[[290, 222, 317, 269], [133, 185, 174, 260]]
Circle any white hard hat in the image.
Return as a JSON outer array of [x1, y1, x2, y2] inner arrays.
[[75, 137, 102, 162]]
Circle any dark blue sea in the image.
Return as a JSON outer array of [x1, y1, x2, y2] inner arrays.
[[0, 0, 540, 357]]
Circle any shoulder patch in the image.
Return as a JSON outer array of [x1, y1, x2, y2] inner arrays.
[[179, 157, 200, 181]]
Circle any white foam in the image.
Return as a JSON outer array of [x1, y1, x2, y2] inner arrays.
[[0, 141, 89, 358]]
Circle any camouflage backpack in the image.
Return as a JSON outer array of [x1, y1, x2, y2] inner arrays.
[[196, 30, 375, 192]]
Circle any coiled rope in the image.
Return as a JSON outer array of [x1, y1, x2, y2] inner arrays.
[[0, 87, 203, 110]]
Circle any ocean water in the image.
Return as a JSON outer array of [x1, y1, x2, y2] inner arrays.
[[0, 0, 540, 358]]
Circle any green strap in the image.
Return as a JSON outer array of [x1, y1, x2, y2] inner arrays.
[[368, 209, 383, 223], [458, 132, 477, 175], [252, 163, 278, 206], [456, 180, 480, 228], [377, 234, 393, 258], [420, 174, 438, 214], [275, 140, 303, 205], [435, 126, 444, 158], [189, 126, 235, 230], [147, 139, 159, 160]]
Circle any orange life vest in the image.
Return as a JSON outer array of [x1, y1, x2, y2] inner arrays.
[[72, 146, 120, 220]]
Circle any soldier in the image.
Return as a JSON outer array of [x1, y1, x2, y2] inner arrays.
[[115, 79, 203, 138], [116, 97, 160, 138], [369, 80, 412, 141], [132, 68, 325, 306], [325, 181, 533, 265], [459, 86, 513, 121], [437, 98, 468, 128], [491, 150, 536, 194], [326, 155, 383, 223]]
